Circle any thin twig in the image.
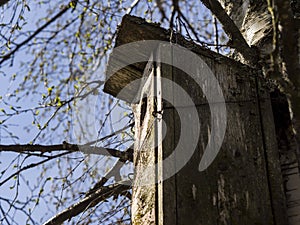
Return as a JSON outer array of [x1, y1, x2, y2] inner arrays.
[[213, 16, 219, 53], [43, 183, 130, 225], [0, 0, 77, 65], [85, 145, 133, 196], [178, 12, 202, 44], [0, 152, 69, 186]]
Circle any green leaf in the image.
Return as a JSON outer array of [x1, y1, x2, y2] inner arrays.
[[47, 86, 54, 95], [69, 1, 76, 8], [55, 97, 62, 107], [87, 43, 94, 48]]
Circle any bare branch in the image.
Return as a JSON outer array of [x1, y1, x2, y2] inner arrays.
[[0, 143, 133, 162], [199, 0, 258, 64], [43, 183, 130, 225], [0, 152, 69, 186], [178, 11, 202, 44]]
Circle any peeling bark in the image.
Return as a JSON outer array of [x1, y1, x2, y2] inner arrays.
[[200, 0, 258, 65], [217, 0, 273, 57]]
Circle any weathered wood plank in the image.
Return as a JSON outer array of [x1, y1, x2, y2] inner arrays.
[[131, 61, 157, 225], [130, 44, 287, 225], [156, 46, 177, 225], [170, 50, 279, 224]]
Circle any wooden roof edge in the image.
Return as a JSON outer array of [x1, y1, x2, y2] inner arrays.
[[103, 15, 256, 103]]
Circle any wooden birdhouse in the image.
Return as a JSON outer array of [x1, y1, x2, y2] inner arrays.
[[104, 15, 300, 225]]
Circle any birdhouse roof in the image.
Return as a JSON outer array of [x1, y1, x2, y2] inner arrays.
[[103, 15, 241, 103]]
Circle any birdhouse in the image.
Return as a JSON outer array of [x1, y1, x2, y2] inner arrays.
[[104, 15, 291, 225]]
